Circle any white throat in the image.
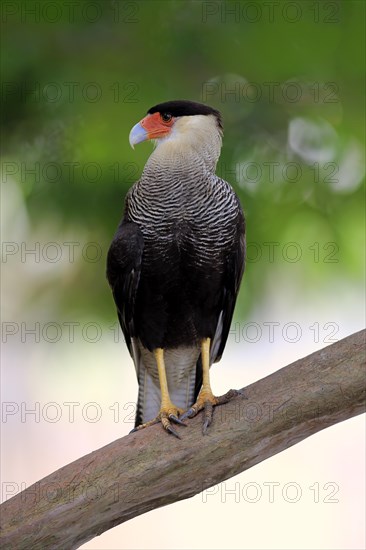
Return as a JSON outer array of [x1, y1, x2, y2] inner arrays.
[[147, 114, 222, 174]]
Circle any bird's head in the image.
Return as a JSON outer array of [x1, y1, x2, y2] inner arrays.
[[129, 100, 223, 170]]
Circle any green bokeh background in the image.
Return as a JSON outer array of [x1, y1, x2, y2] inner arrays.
[[1, 0, 365, 322]]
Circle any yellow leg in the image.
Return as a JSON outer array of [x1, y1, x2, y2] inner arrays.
[[155, 348, 175, 411], [200, 337, 215, 400], [180, 337, 238, 433], [132, 348, 186, 438]]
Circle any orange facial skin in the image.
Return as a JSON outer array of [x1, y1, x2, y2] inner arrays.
[[139, 112, 175, 140]]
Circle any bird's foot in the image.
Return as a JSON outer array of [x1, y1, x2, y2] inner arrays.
[[159, 405, 187, 438], [131, 403, 186, 439], [181, 388, 240, 434]]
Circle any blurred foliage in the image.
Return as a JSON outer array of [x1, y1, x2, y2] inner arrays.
[[1, 0, 365, 322]]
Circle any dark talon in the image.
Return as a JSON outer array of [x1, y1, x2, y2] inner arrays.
[[166, 425, 181, 439], [169, 414, 187, 426], [202, 415, 212, 434], [202, 419, 211, 434], [180, 407, 195, 421], [179, 389, 240, 434]]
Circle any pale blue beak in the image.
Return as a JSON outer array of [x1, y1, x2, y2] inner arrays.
[[129, 122, 148, 148]]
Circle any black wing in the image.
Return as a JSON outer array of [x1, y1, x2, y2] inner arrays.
[[106, 220, 144, 355], [193, 195, 245, 401], [212, 200, 246, 364]]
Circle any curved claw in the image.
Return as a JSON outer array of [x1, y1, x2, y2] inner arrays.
[[161, 415, 182, 439], [169, 414, 187, 426], [129, 409, 185, 437], [181, 400, 213, 434], [166, 424, 182, 439], [130, 391, 241, 437], [181, 389, 241, 434], [179, 407, 196, 422]]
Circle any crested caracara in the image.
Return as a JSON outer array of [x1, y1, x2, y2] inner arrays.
[[107, 100, 245, 437]]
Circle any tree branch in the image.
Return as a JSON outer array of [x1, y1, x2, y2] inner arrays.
[[1, 330, 365, 549]]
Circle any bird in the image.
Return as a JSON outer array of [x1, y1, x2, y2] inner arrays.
[[107, 100, 245, 437]]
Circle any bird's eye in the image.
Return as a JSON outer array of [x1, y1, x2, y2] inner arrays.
[[161, 113, 172, 123]]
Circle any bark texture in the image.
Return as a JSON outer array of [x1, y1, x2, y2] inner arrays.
[[1, 329, 365, 549]]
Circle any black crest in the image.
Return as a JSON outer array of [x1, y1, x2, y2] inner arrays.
[[147, 100, 223, 131]]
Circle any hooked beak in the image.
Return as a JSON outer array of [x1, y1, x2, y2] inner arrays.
[[129, 122, 148, 149]]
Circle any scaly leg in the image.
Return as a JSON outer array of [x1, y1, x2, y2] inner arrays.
[[131, 348, 186, 438], [180, 337, 238, 433]]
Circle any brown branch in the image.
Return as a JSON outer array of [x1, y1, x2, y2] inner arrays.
[[1, 330, 365, 549]]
